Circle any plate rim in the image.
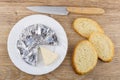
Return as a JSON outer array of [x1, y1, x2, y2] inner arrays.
[[7, 14, 68, 75]]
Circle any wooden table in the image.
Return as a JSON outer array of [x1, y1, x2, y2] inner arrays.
[[0, 0, 120, 80]]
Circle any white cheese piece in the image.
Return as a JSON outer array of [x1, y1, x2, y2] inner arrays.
[[40, 47, 58, 65]]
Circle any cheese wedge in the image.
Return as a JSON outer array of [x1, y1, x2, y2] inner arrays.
[[40, 47, 58, 65]]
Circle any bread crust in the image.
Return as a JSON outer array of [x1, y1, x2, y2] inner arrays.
[[73, 18, 104, 38], [72, 18, 114, 75], [89, 32, 114, 62], [72, 40, 98, 74]]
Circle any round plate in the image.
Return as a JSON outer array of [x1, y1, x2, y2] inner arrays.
[[7, 14, 68, 75]]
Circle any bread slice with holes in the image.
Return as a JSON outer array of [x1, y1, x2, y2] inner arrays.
[[72, 40, 98, 74], [89, 32, 114, 62], [73, 18, 104, 38]]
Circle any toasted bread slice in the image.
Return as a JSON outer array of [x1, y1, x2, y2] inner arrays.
[[89, 32, 114, 62], [73, 18, 104, 38], [72, 40, 98, 74]]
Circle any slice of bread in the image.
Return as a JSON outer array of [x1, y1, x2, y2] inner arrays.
[[72, 40, 98, 74], [73, 18, 104, 38], [89, 32, 114, 62]]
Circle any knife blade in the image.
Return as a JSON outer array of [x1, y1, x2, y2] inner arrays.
[[27, 6, 105, 15]]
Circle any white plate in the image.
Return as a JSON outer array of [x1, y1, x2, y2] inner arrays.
[[7, 14, 68, 75]]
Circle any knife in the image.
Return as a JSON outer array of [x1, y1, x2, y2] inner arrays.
[[27, 6, 105, 15]]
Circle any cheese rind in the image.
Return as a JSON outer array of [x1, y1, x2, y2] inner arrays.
[[40, 47, 58, 65]]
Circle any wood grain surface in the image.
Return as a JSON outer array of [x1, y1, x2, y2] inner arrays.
[[0, 0, 120, 80]]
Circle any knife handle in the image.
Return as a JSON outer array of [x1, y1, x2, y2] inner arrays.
[[67, 7, 105, 14]]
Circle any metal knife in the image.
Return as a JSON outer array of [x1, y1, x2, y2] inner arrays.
[[27, 6, 105, 15]]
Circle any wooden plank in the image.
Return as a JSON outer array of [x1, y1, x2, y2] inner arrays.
[[0, 0, 120, 80]]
